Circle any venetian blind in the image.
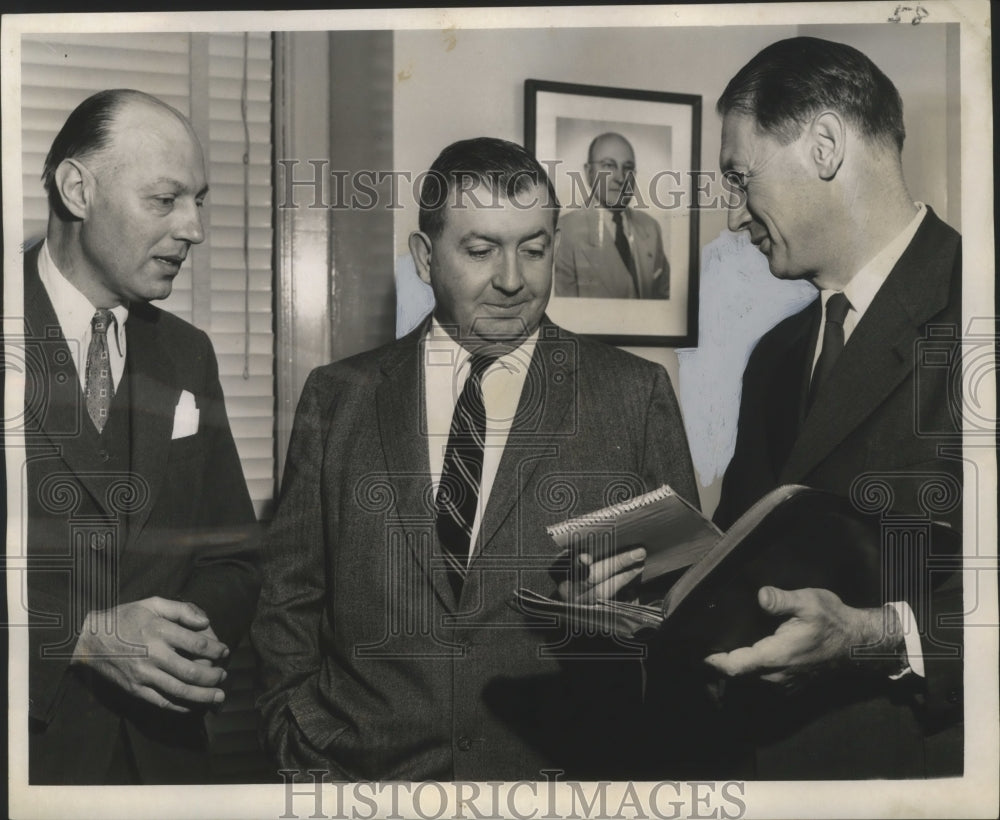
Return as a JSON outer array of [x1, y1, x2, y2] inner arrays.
[[20, 32, 275, 518]]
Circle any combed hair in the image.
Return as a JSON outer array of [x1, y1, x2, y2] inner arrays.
[[717, 37, 905, 151], [417, 137, 560, 237], [42, 89, 170, 218]]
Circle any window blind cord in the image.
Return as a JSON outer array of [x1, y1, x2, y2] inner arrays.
[[241, 31, 251, 381]]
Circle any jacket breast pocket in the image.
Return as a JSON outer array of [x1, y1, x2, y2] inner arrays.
[[168, 433, 203, 464]]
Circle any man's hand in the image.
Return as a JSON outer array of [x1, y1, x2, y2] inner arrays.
[[555, 547, 646, 604], [704, 586, 904, 690], [72, 597, 230, 712]]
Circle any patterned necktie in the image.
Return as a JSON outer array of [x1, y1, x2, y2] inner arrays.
[[808, 292, 851, 407], [612, 209, 640, 297], [435, 353, 496, 597], [85, 309, 115, 433]]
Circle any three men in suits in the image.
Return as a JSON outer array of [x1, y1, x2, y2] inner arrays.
[[251, 137, 697, 781], [555, 132, 670, 299], [703, 38, 964, 778], [22, 89, 259, 784]]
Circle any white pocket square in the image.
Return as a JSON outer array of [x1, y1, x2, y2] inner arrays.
[[171, 390, 200, 440]]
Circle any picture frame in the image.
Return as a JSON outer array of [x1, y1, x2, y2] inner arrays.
[[525, 79, 701, 347]]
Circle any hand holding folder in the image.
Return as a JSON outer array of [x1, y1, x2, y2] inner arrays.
[[515, 484, 961, 663]]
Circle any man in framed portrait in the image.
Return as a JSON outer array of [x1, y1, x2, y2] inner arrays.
[[554, 132, 670, 300]]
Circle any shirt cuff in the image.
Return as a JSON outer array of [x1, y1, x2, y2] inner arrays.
[[888, 601, 925, 679]]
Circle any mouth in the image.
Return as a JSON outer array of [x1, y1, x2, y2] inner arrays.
[[483, 302, 529, 312], [153, 254, 187, 272]]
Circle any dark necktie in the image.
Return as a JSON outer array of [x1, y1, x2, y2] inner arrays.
[[435, 354, 496, 597], [85, 309, 116, 433], [808, 292, 851, 407], [612, 209, 640, 297]]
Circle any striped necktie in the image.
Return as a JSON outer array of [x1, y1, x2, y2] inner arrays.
[[85, 309, 115, 433], [435, 353, 496, 597]]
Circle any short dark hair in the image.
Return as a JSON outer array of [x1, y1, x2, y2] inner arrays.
[[717, 37, 905, 151], [417, 137, 560, 237], [42, 89, 169, 219]]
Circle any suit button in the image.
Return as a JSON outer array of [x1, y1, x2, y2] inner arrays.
[[946, 689, 961, 704], [457, 736, 472, 752], [98, 449, 110, 463]]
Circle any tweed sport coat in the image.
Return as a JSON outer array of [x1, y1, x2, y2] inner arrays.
[[252, 318, 698, 781]]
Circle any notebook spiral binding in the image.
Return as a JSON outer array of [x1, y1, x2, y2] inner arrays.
[[545, 484, 676, 538]]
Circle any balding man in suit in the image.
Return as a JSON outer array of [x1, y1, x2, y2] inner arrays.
[[555, 132, 670, 300], [22, 89, 259, 784]]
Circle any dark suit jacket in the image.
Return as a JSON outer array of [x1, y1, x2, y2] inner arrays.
[[22, 243, 260, 784], [555, 207, 670, 299], [252, 318, 698, 781], [713, 208, 964, 778]]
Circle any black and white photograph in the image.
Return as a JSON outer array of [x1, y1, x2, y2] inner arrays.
[[526, 80, 701, 345], [2, 5, 996, 820]]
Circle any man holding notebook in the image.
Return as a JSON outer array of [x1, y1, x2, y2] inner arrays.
[[572, 38, 964, 779], [251, 137, 698, 781]]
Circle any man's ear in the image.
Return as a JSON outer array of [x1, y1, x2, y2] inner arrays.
[[408, 231, 434, 286], [808, 111, 846, 181], [53, 159, 94, 219]]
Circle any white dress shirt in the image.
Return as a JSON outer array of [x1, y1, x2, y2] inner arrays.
[[424, 319, 538, 564], [809, 203, 928, 677], [596, 205, 638, 261], [37, 239, 129, 391]]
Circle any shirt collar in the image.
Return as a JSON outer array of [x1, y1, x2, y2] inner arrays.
[[38, 239, 129, 347], [835, 202, 926, 320], [425, 317, 539, 378]]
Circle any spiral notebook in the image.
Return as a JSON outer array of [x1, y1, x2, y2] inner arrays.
[[545, 484, 723, 582], [514, 484, 890, 649]]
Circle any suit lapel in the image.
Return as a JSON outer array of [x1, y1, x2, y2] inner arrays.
[[780, 209, 958, 482], [375, 323, 458, 610], [23, 247, 111, 511], [475, 321, 576, 557], [125, 308, 180, 544]]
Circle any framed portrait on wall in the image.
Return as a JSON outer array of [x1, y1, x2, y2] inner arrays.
[[525, 79, 701, 347]]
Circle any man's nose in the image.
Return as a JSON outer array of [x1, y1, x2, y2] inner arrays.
[[492, 251, 525, 294], [727, 196, 752, 233], [175, 201, 206, 245]]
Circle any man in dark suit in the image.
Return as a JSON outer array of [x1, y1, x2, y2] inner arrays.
[[251, 137, 697, 781], [575, 37, 964, 779], [701, 38, 963, 778], [21, 89, 259, 784], [555, 132, 669, 299]]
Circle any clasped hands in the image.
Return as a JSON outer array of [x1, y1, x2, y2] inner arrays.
[[72, 596, 230, 712], [556, 548, 903, 689]]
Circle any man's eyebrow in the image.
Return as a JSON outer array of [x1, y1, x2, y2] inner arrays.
[[459, 229, 551, 244], [516, 229, 552, 243], [144, 178, 210, 197], [459, 231, 499, 244]]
